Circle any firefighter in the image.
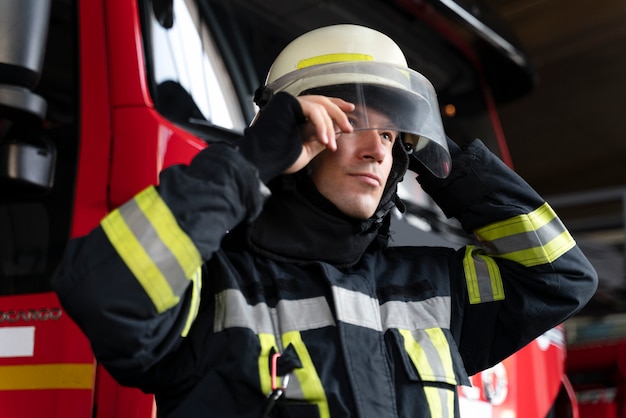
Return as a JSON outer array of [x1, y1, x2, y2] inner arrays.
[[52, 24, 597, 417]]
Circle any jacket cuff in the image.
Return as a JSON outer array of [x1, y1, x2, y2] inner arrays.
[[417, 138, 544, 232]]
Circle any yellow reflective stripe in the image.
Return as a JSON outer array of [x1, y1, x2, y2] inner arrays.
[[424, 386, 454, 418], [297, 53, 373, 69], [477, 203, 555, 239], [181, 266, 202, 337], [101, 186, 202, 313], [0, 364, 94, 390], [102, 208, 177, 313], [424, 387, 442, 418], [400, 328, 434, 376], [463, 246, 505, 304], [400, 329, 456, 417], [134, 187, 201, 278], [282, 331, 329, 418], [475, 203, 575, 267], [399, 329, 456, 385], [258, 333, 278, 395]]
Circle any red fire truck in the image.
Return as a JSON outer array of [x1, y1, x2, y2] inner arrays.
[[0, 0, 588, 417]]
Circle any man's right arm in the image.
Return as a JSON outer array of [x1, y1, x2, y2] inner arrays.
[[51, 93, 307, 386]]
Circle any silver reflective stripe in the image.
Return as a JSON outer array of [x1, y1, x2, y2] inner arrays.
[[216, 289, 452, 333], [214, 289, 272, 333], [118, 198, 189, 297], [214, 289, 335, 333], [473, 254, 498, 302], [480, 216, 565, 255], [331, 287, 382, 331], [474, 203, 575, 267], [380, 296, 451, 331], [277, 297, 336, 331]]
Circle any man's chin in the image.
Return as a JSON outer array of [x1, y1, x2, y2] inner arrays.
[[337, 199, 380, 220]]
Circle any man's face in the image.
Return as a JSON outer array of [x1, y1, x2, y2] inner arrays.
[[308, 106, 397, 219]]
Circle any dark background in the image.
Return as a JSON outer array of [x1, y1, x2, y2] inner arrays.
[[486, 0, 626, 320]]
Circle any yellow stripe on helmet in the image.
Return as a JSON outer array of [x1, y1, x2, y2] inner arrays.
[[297, 53, 373, 69]]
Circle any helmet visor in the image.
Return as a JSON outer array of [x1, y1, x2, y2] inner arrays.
[[267, 61, 451, 178]]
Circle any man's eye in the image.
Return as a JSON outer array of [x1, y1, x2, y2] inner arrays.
[[381, 131, 397, 142]]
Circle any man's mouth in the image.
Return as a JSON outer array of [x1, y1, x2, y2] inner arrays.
[[350, 172, 381, 187]]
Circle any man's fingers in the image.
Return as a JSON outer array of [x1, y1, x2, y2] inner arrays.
[[285, 94, 354, 175], [307, 103, 333, 147], [297, 95, 355, 151], [329, 98, 355, 134]]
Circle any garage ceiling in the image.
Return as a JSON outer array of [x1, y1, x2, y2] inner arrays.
[[488, 0, 626, 195]]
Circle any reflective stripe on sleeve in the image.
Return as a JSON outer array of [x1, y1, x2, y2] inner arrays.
[[181, 266, 202, 337], [474, 202, 576, 267], [101, 186, 202, 313], [463, 246, 505, 305], [399, 328, 456, 418]]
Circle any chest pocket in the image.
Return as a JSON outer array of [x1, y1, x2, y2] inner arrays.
[[392, 327, 470, 418]]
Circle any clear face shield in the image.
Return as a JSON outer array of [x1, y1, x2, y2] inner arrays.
[[265, 61, 451, 178]]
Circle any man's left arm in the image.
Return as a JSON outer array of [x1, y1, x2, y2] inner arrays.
[[416, 138, 599, 374]]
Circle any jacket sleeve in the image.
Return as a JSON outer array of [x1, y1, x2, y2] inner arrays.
[[417, 138, 599, 375], [51, 93, 304, 386]]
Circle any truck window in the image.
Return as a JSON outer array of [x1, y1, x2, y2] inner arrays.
[[143, 0, 247, 132]]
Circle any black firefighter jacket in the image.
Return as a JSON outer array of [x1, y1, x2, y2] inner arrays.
[[52, 93, 598, 418]]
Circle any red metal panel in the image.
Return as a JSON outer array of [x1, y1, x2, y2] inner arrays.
[[459, 328, 567, 417], [0, 292, 95, 418], [70, 0, 113, 238], [105, 0, 152, 108], [94, 365, 156, 418], [108, 106, 206, 208]]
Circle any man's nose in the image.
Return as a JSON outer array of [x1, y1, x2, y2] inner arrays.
[[357, 129, 388, 162]]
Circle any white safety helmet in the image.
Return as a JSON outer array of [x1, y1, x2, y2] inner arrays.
[[255, 24, 451, 178]]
